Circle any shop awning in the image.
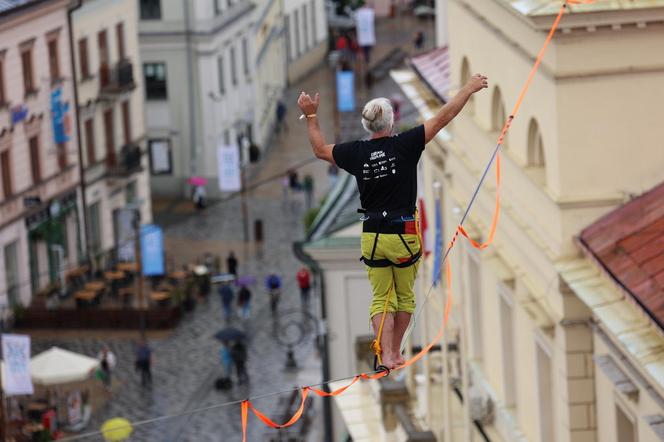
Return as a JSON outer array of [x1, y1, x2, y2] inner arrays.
[[30, 347, 99, 386], [410, 46, 451, 103]]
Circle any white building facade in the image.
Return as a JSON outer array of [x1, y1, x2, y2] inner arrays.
[[139, 0, 288, 198], [283, 0, 327, 84], [72, 0, 153, 263], [0, 0, 83, 308]]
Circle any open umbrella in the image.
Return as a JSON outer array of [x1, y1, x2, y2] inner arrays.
[[214, 327, 246, 342], [235, 275, 256, 287], [187, 176, 208, 186], [101, 417, 133, 442]]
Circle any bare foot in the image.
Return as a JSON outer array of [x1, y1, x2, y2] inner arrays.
[[394, 353, 406, 366], [380, 352, 398, 370]]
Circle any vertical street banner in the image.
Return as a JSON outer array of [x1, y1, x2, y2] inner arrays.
[[115, 209, 136, 262], [51, 88, 71, 144], [217, 144, 242, 192], [433, 195, 443, 287], [1, 334, 34, 396], [140, 225, 165, 276], [355, 7, 376, 47], [336, 70, 355, 112]]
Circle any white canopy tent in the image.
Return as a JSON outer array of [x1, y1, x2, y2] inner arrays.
[[29, 347, 99, 386]]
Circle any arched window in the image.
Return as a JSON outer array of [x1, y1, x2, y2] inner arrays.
[[491, 87, 508, 147], [527, 118, 545, 167], [460, 57, 474, 113]]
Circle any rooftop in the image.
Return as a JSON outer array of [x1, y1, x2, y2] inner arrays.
[[0, 0, 34, 13], [578, 181, 664, 330], [507, 0, 664, 16]]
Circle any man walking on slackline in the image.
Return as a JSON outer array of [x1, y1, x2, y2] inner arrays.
[[297, 73, 488, 369]]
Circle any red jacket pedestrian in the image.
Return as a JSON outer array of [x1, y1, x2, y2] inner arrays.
[[296, 268, 311, 307]]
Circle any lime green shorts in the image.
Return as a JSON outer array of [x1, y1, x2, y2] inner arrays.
[[361, 232, 421, 319]]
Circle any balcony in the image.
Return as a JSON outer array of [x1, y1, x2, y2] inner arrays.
[[99, 60, 135, 97], [107, 144, 143, 178]]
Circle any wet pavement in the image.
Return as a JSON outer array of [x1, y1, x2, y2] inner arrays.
[[30, 13, 434, 442]]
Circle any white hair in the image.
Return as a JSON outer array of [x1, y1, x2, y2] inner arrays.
[[361, 98, 394, 134]]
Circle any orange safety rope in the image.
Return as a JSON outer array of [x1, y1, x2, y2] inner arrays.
[[240, 2, 581, 440]]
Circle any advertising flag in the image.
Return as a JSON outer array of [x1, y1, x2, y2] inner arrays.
[[217, 144, 242, 192], [1, 334, 34, 396]]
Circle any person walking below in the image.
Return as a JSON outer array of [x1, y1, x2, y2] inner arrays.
[[226, 251, 238, 277], [97, 345, 116, 390], [135, 341, 153, 388], [237, 285, 252, 319], [219, 282, 235, 321], [297, 72, 488, 369], [266, 273, 282, 314], [276, 99, 288, 133], [231, 340, 249, 385], [296, 267, 312, 308], [220, 340, 234, 380], [303, 175, 314, 210], [328, 164, 339, 189]]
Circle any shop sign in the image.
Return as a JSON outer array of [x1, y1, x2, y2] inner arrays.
[[336, 70, 355, 112], [1, 334, 34, 396]]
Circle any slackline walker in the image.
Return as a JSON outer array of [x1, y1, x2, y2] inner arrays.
[[58, 3, 588, 441]]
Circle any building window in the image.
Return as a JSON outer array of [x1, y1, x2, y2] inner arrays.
[[98, 30, 110, 88], [0, 57, 6, 105], [116, 23, 126, 61], [460, 57, 474, 113], [303, 5, 309, 51], [217, 55, 225, 95], [1, 150, 12, 198], [536, 339, 554, 442], [230, 47, 237, 86], [242, 38, 249, 78], [104, 109, 116, 166], [140, 0, 161, 20], [527, 118, 545, 167], [616, 403, 636, 442], [4, 241, 20, 307], [125, 180, 137, 204], [88, 202, 102, 253], [492, 86, 507, 146], [144, 63, 167, 100], [499, 284, 516, 408], [47, 38, 60, 82], [78, 38, 90, 79], [148, 139, 172, 174], [29, 136, 41, 184], [85, 118, 96, 165], [214, 0, 222, 15], [294, 9, 301, 57], [21, 47, 35, 96], [57, 143, 67, 170], [121, 100, 131, 145], [284, 15, 292, 62], [468, 251, 483, 359]]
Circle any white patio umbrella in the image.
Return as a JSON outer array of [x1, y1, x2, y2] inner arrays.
[[30, 347, 100, 386]]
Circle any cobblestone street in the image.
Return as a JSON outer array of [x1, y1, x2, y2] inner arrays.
[[29, 13, 434, 442]]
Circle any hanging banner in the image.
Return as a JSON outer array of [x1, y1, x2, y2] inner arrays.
[[1, 334, 34, 396], [336, 71, 355, 112], [51, 88, 71, 144], [115, 209, 136, 262], [432, 196, 443, 287], [217, 144, 241, 192], [140, 225, 165, 276], [355, 7, 376, 47]]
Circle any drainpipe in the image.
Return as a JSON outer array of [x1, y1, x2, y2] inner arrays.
[[293, 241, 333, 442], [183, 0, 198, 183], [67, 0, 89, 265]]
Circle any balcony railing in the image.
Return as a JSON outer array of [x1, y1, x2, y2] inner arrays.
[[107, 144, 143, 177], [99, 60, 135, 95]]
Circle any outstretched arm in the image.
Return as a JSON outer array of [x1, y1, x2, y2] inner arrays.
[[424, 73, 488, 143], [297, 92, 336, 165]]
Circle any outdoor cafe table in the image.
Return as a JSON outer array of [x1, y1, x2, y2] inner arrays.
[[117, 262, 139, 272], [74, 290, 97, 301], [168, 270, 187, 280], [150, 291, 170, 302], [85, 281, 105, 292], [104, 271, 125, 280]]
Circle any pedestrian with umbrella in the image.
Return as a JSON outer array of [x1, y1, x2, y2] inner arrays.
[[231, 340, 249, 385]]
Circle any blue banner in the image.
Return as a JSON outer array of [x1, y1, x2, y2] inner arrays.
[[50, 88, 71, 144], [433, 197, 443, 286], [336, 70, 355, 112], [141, 225, 165, 276]]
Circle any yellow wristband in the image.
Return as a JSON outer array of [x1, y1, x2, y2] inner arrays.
[[305, 114, 317, 119]]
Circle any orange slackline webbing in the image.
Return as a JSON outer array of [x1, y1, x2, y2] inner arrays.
[[240, 2, 583, 439]]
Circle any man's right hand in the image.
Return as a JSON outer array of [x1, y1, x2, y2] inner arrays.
[[298, 92, 320, 115], [465, 73, 489, 94]]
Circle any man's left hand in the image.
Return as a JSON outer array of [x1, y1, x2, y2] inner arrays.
[[297, 92, 320, 115]]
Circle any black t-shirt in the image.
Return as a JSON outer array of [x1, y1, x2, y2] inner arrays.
[[332, 125, 425, 211]]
